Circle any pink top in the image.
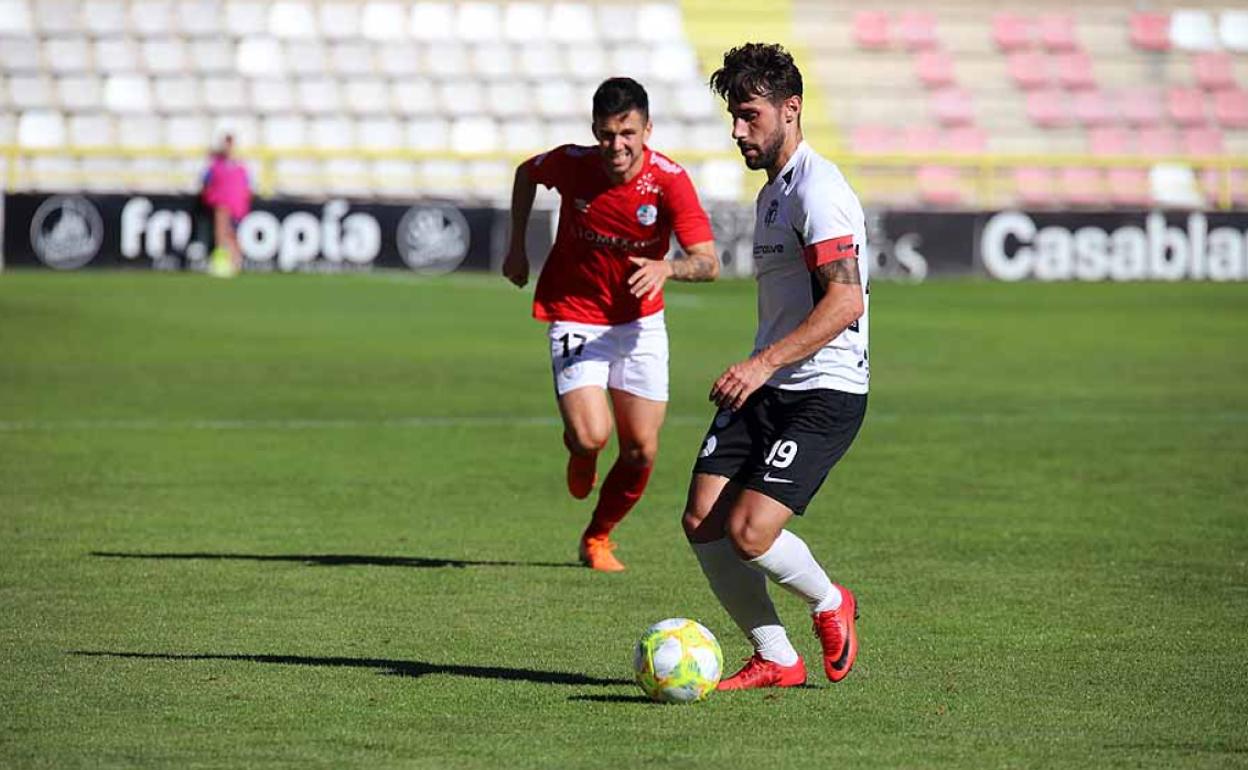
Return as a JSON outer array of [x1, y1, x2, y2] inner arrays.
[[201, 157, 252, 221]]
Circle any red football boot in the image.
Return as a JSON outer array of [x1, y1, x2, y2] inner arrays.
[[716, 654, 806, 690], [578, 535, 625, 572], [812, 584, 859, 683]]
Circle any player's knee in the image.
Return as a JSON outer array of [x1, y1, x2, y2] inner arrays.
[[727, 517, 775, 560], [565, 426, 610, 456], [620, 438, 658, 467]]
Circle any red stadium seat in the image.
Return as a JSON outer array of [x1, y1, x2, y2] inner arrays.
[[1026, 90, 1071, 128], [852, 11, 890, 50], [945, 126, 987, 154], [1166, 87, 1208, 127], [1192, 52, 1235, 91], [1212, 88, 1248, 128], [992, 13, 1033, 51], [900, 125, 942, 153], [1037, 14, 1078, 51], [896, 11, 939, 50], [1007, 51, 1050, 90], [1088, 126, 1132, 155], [1014, 166, 1056, 206], [916, 165, 966, 206], [1059, 167, 1104, 206], [930, 87, 974, 126], [1119, 88, 1163, 126], [1107, 168, 1150, 207], [850, 124, 898, 154], [1073, 90, 1115, 126], [1136, 126, 1179, 157], [1129, 12, 1170, 51], [914, 49, 955, 88], [1055, 51, 1095, 90], [1182, 126, 1224, 156]]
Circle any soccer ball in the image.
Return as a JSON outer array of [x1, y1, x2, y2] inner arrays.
[[632, 618, 723, 703]]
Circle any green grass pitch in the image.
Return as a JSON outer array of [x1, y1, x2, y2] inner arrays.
[[1, 271, 1245, 768]]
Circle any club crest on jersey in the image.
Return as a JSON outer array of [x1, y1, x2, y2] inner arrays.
[[764, 199, 780, 227], [635, 204, 658, 226]]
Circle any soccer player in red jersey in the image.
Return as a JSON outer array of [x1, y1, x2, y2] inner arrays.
[[504, 77, 719, 572]]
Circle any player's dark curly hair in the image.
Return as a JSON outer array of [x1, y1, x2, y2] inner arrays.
[[592, 77, 650, 121], [709, 42, 804, 104]]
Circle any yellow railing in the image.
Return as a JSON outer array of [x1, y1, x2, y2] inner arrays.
[[2, 144, 1245, 210]]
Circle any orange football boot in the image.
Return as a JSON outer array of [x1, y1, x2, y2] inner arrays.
[[716, 654, 806, 690], [812, 584, 859, 683], [578, 535, 625, 572]]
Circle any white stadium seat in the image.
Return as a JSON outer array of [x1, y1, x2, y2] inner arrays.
[[392, 79, 439, 116], [1, 38, 40, 73], [535, 81, 578, 119], [0, 113, 16, 144], [471, 43, 514, 79], [117, 115, 163, 148], [200, 76, 248, 113], [608, 46, 650, 80], [424, 43, 472, 78], [210, 115, 260, 149], [469, 159, 509, 198], [296, 78, 344, 114], [19, 110, 68, 147], [410, 2, 454, 42], [263, 114, 309, 148], [419, 159, 468, 195], [437, 79, 486, 118], [357, 117, 404, 150], [344, 80, 393, 115], [654, 121, 688, 151], [237, 37, 286, 77], [1170, 10, 1218, 52], [9, 75, 57, 109], [504, 3, 546, 42], [543, 119, 586, 147], [596, 6, 637, 43], [250, 78, 298, 114], [83, 0, 127, 35], [373, 159, 418, 196], [688, 121, 731, 152], [485, 79, 532, 118], [33, 1, 80, 35], [564, 44, 608, 80], [549, 3, 596, 43], [638, 3, 685, 43], [177, 0, 223, 37], [188, 40, 236, 74], [68, 113, 117, 146], [518, 44, 564, 79], [274, 158, 324, 196], [285, 41, 329, 77], [130, 1, 175, 37], [323, 158, 372, 195], [377, 44, 422, 77], [455, 2, 502, 42], [153, 76, 203, 112], [405, 117, 450, 151], [318, 2, 361, 40], [330, 41, 376, 77], [696, 159, 745, 201], [164, 115, 211, 149], [0, 0, 34, 36], [44, 37, 93, 74], [310, 116, 356, 149], [673, 83, 718, 121], [142, 39, 191, 76], [93, 38, 140, 74], [650, 43, 699, 84], [105, 74, 152, 112], [225, 1, 268, 37], [58, 75, 104, 111], [361, 2, 408, 41], [501, 118, 544, 152], [270, 1, 318, 39], [1221, 11, 1248, 53]]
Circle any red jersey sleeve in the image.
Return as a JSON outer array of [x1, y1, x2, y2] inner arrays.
[[524, 145, 576, 192], [661, 169, 714, 249]]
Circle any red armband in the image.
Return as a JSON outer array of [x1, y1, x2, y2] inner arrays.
[[803, 235, 857, 271]]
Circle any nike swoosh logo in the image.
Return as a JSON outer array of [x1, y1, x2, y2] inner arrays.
[[762, 473, 794, 484]]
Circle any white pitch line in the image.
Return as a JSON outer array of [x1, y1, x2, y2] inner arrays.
[[0, 412, 1244, 433]]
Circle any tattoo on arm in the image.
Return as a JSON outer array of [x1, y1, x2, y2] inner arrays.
[[670, 252, 718, 282], [815, 258, 862, 289]]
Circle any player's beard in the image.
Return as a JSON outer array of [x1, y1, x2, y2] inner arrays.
[[739, 123, 786, 171]]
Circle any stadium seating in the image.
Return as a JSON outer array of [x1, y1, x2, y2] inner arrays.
[[1, 0, 1246, 207]]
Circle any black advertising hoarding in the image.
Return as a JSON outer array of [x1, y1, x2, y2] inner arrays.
[[876, 210, 1248, 281], [1, 193, 553, 275]]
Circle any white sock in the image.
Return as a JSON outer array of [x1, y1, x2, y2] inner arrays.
[[691, 538, 799, 666], [749, 529, 842, 613]]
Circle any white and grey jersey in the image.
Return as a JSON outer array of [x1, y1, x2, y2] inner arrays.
[[751, 141, 869, 394]]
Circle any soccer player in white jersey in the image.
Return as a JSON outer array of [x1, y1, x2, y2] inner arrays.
[[681, 43, 870, 690]]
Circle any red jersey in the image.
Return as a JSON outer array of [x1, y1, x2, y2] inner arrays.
[[525, 144, 714, 325]]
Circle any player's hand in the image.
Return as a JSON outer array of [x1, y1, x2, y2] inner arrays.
[[627, 257, 673, 301], [502, 248, 529, 288], [709, 356, 775, 411]]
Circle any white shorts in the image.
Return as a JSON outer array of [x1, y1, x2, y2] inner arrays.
[[548, 311, 669, 402]]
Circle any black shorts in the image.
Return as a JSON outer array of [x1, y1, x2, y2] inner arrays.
[[692, 386, 867, 515]]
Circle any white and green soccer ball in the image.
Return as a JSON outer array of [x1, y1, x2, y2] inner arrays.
[[632, 618, 723, 703]]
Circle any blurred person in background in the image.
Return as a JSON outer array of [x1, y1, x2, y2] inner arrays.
[[504, 76, 719, 572], [682, 43, 869, 690], [201, 133, 252, 278]]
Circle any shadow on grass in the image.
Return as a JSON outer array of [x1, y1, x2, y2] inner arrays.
[[71, 651, 631, 687], [567, 694, 653, 704], [90, 551, 581, 569]]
